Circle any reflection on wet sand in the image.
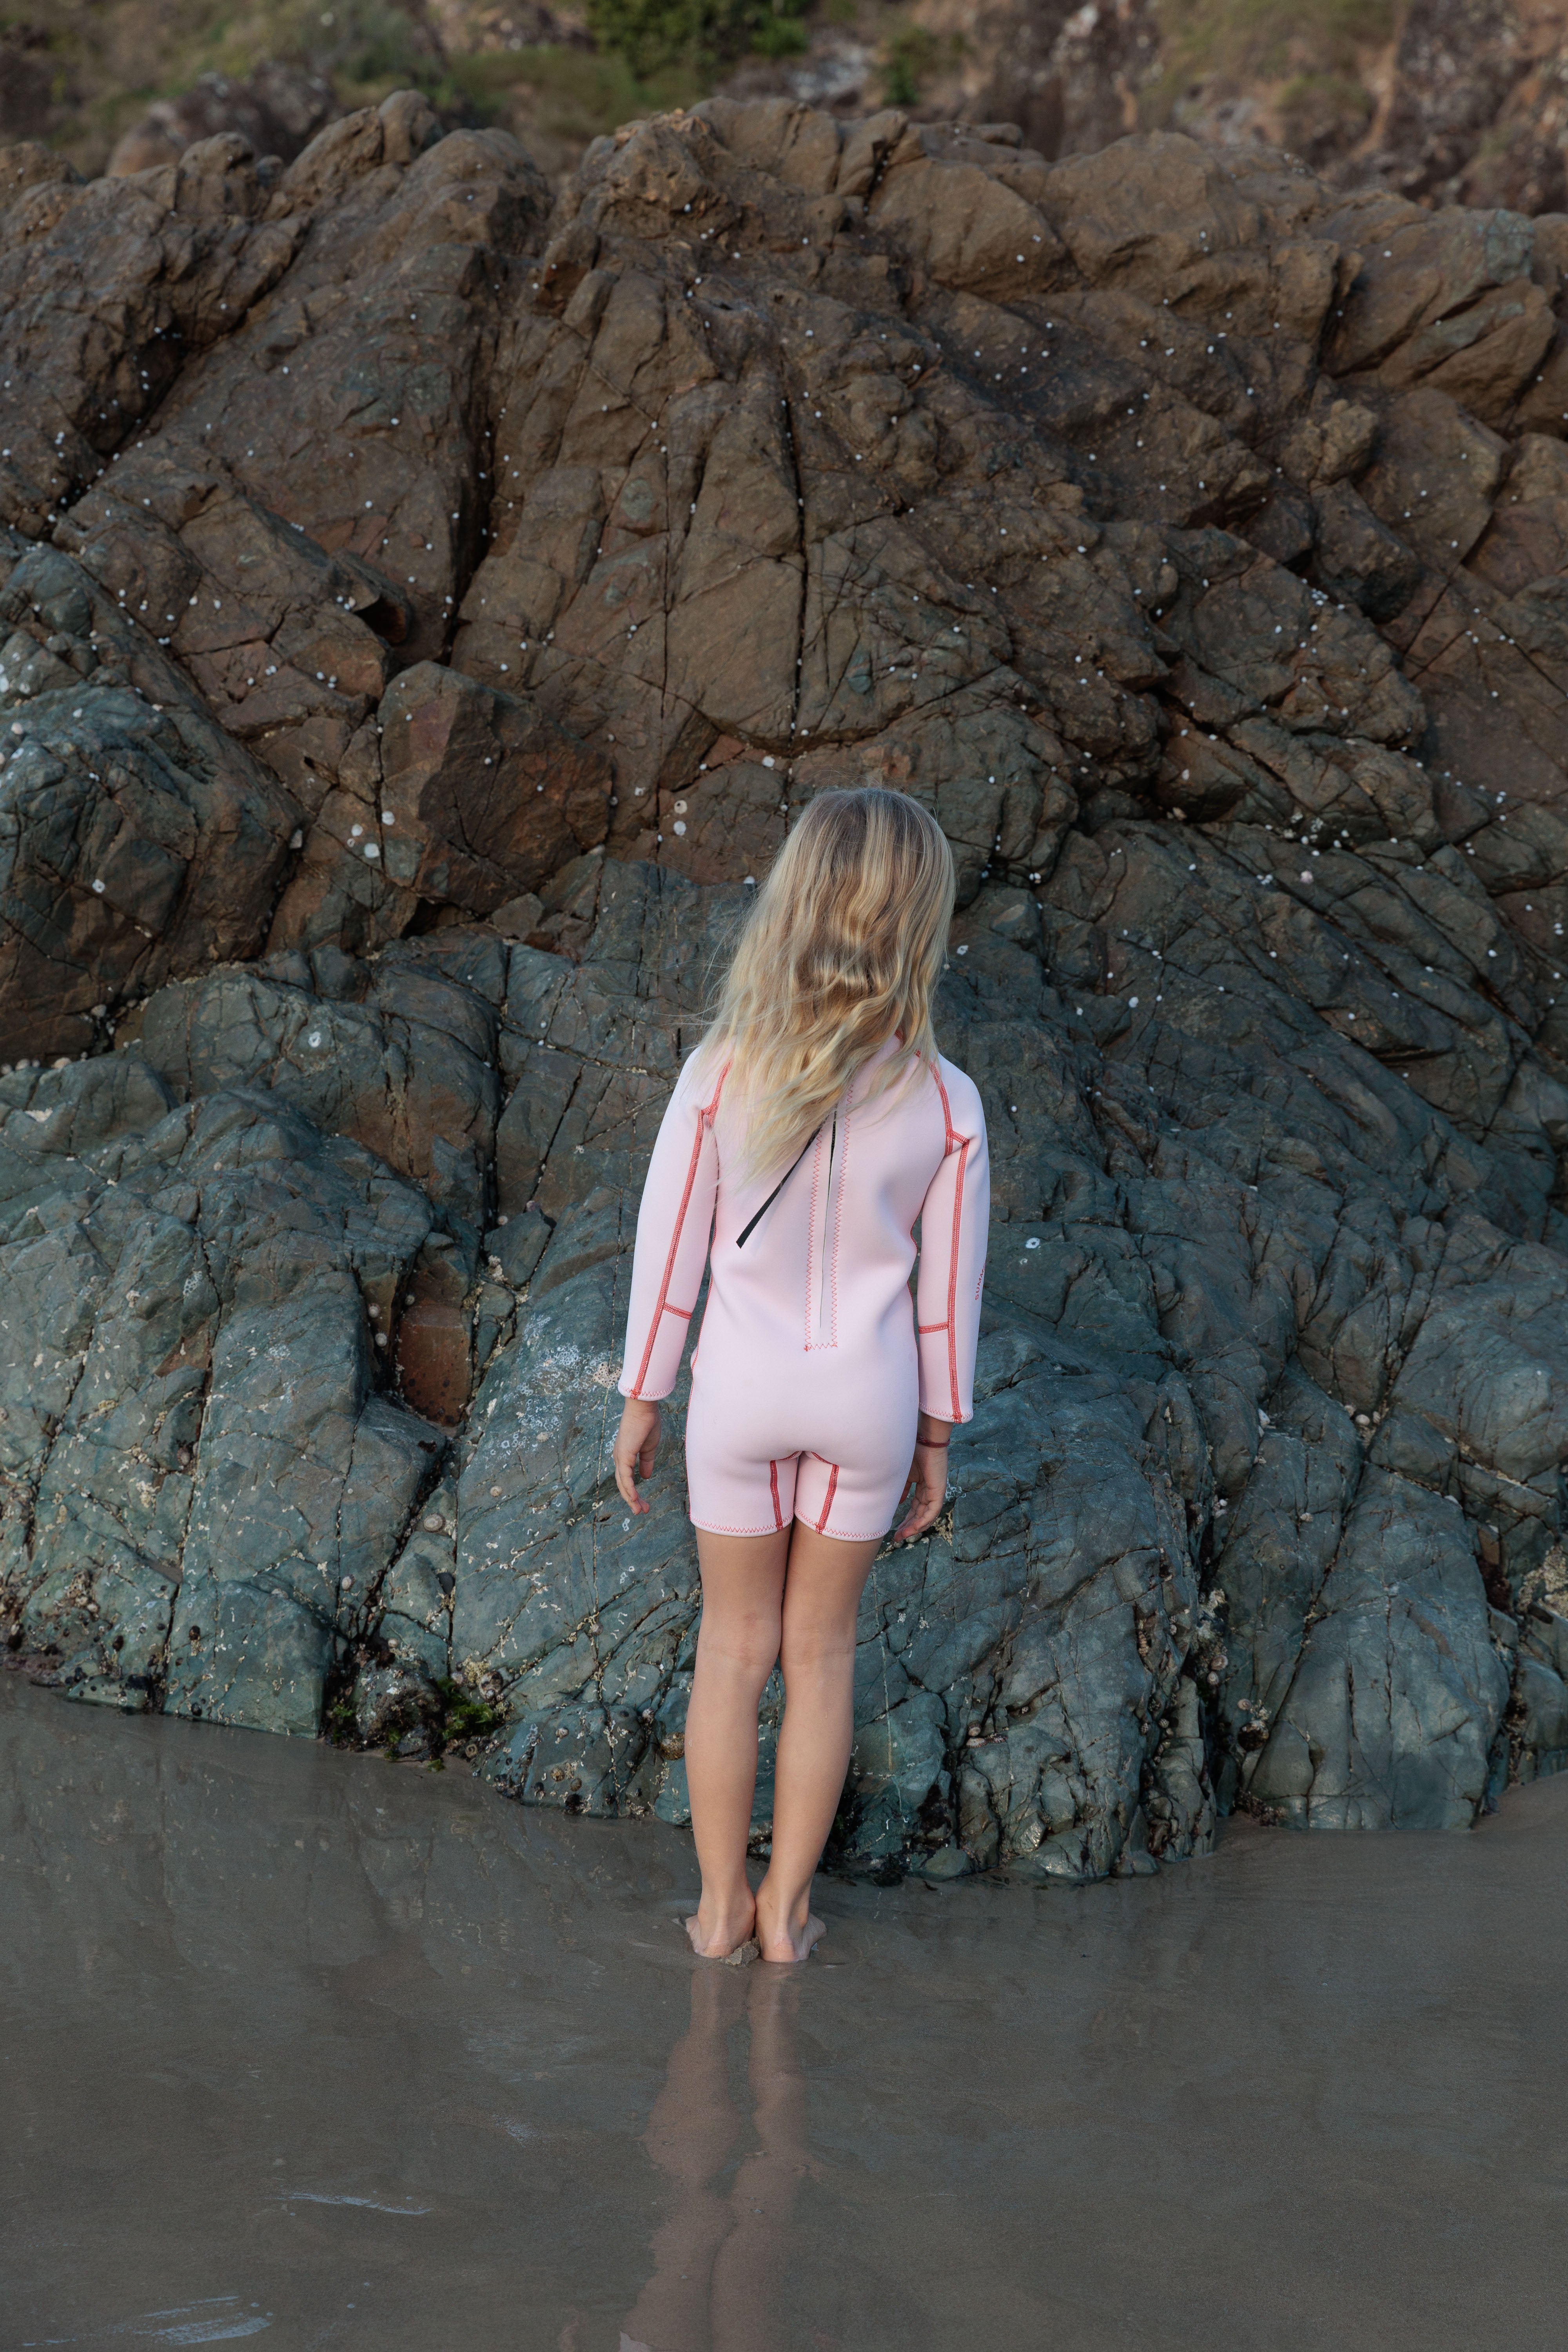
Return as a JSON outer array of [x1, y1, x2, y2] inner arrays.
[[622, 1967, 806, 2352], [7, 1674, 1568, 2351]]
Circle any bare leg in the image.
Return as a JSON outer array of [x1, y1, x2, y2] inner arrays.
[[685, 1526, 790, 1959], [753, 1523, 880, 1964]]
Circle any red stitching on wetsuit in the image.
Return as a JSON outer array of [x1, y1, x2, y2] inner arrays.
[[814, 1461, 840, 1534], [923, 1069, 968, 1419], [769, 1459, 782, 1530], [630, 1062, 727, 1396], [926, 1067, 968, 1418], [933, 1065, 960, 1149], [945, 1138, 968, 1419]]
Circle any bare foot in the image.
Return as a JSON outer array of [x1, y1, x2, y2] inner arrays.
[[682, 1898, 758, 1963], [755, 1906, 825, 1965]]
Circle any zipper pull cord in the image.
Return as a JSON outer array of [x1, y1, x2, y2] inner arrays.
[[734, 1125, 819, 1250]]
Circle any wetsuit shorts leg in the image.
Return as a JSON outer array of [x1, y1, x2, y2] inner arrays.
[[684, 1406, 914, 1542]]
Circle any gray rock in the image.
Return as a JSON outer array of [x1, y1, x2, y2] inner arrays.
[[0, 1057, 445, 1733], [1244, 1470, 1510, 1830]]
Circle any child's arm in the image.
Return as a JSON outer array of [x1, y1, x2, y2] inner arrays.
[[619, 1048, 727, 1403], [914, 1068, 990, 1426]]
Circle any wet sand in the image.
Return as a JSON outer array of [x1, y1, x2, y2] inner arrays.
[[3, 1675, 1565, 2352]]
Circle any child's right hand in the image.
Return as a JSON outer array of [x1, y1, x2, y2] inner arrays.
[[613, 1397, 662, 1514]]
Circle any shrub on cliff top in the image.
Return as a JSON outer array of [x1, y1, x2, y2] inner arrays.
[[584, 0, 804, 78]]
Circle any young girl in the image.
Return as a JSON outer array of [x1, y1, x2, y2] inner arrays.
[[611, 788, 989, 1964]]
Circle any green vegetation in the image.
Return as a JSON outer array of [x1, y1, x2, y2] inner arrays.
[[323, 1670, 503, 1760], [581, 0, 806, 81], [446, 41, 708, 150], [878, 20, 963, 109], [881, 22, 936, 106], [5, 0, 1414, 180], [0, 0, 454, 169], [1151, 0, 1395, 86], [3, 0, 734, 171], [323, 1689, 359, 1745], [447, 0, 810, 145], [751, 13, 809, 56], [434, 1675, 505, 1743], [241, 0, 441, 88]]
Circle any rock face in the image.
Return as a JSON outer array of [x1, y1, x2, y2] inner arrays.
[[3, 94, 1568, 1879], [105, 68, 342, 181], [868, 0, 1568, 221], [15, 0, 1568, 212]]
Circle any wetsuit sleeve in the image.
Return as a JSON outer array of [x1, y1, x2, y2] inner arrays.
[[619, 1051, 726, 1401], [915, 1069, 990, 1425]]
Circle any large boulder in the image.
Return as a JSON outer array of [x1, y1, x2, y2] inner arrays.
[[4, 97, 1568, 1878]]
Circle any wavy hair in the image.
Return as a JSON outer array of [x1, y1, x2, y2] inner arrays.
[[702, 787, 955, 1176]]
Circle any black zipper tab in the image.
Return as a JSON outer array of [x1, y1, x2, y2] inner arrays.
[[735, 1126, 818, 1249]]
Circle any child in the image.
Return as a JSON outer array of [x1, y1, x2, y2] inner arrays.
[[613, 788, 989, 1962]]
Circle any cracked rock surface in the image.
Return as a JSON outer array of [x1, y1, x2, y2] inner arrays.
[[3, 93, 1568, 1878]]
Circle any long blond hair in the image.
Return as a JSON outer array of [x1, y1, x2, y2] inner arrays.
[[703, 788, 955, 1176]]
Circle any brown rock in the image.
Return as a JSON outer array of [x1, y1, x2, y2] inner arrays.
[[869, 127, 1068, 301], [1513, 319, 1568, 437], [1358, 386, 1508, 569], [1471, 434, 1568, 592], [0, 142, 307, 536], [106, 66, 339, 180], [1032, 134, 1271, 304], [0, 534, 298, 1058], [1314, 480, 1426, 619], [1278, 399, 1380, 490], [397, 1297, 473, 1427], [376, 662, 610, 916]]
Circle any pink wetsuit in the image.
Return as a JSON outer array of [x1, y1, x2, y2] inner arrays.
[[618, 1039, 990, 1540]]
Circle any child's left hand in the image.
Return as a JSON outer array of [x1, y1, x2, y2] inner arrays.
[[894, 1425, 951, 1542]]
